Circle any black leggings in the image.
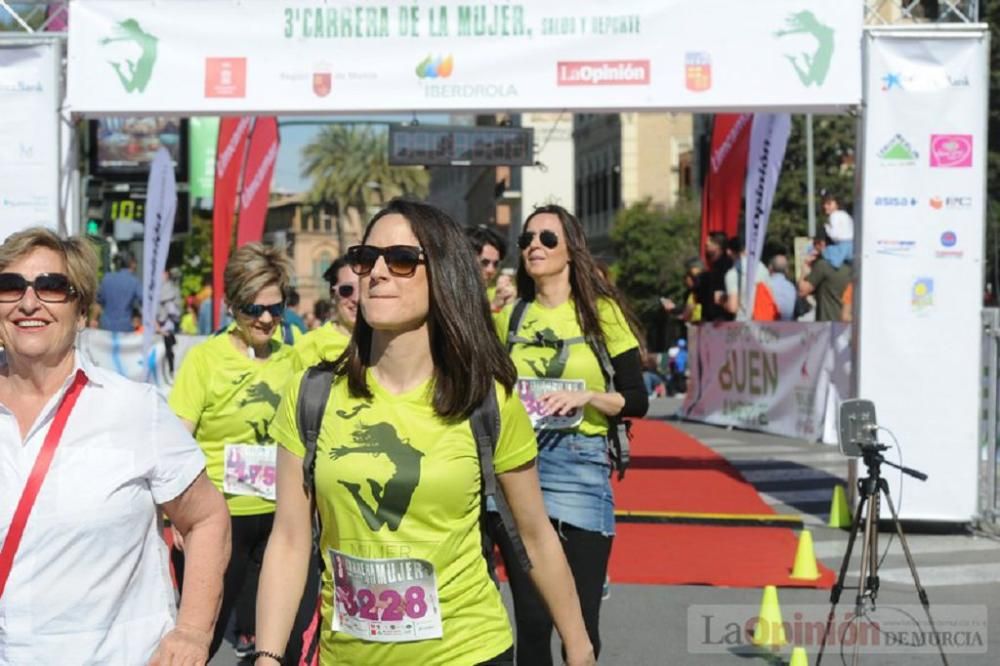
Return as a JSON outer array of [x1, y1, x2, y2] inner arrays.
[[488, 513, 613, 665], [172, 513, 320, 661]]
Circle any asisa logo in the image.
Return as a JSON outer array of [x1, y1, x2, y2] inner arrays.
[[874, 196, 917, 207], [416, 54, 454, 78]]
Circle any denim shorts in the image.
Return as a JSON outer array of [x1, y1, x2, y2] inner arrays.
[[535, 430, 615, 536]]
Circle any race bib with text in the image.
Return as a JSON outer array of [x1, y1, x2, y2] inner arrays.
[[223, 443, 277, 500], [517, 377, 586, 430]]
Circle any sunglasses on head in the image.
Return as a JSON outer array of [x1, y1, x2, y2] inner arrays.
[[347, 245, 426, 278], [237, 302, 285, 318], [333, 284, 355, 299], [0, 272, 77, 303], [517, 229, 559, 251]]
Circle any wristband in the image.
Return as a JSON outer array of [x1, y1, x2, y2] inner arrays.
[[251, 649, 284, 665]]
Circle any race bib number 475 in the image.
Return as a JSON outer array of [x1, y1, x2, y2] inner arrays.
[[330, 549, 443, 643], [223, 444, 277, 500]]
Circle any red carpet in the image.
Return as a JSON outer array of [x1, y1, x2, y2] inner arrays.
[[605, 419, 835, 589]]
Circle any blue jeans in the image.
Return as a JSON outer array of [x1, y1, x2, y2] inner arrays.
[[535, 430, 615, 536]]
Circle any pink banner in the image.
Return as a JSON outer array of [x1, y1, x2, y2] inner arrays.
[[212, 116, 252, 329], [235, 117, 279, 247], [701, 113, 751, 257]]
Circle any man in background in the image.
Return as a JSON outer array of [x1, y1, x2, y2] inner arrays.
[[92, 250, 142, 331], [768, 254, 797, 321], [467, 225, 515, 312]]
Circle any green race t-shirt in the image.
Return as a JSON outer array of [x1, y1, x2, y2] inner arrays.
[[270, 371, 536, 665], [168, 327, 297, 516], [294, 323, 351, 370], [494, 297, 639, 436]]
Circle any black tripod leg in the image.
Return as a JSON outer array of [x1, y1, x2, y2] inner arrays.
[[881, 488, 950, 666], [816, 493, 868, 666]]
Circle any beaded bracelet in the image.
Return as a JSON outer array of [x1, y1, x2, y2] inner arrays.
[[249, 649, 284, 665]]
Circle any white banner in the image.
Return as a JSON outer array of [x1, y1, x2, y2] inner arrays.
[[66, 0, 862, 114], [141, 147, 177, 360], [743, 113, 791, 316], [680, 322, 851, 443], [858, 28, 989, 521], [0, 40, 60, 240], [77, 329, 206, 397]]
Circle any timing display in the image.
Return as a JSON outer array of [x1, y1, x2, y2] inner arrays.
[[389, 125, 534, 166]]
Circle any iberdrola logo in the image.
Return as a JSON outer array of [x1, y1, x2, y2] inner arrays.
[[773, 11, 834, 87], [99, 18, 158, 93], [415, 54, 453, 79]]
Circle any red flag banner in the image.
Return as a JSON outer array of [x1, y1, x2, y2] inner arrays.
[[236, 117, 279, 247], [701, 113, 752, 256], [212, 116, 252, 329]]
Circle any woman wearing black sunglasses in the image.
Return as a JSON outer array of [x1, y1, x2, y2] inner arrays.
[[493, 204, 648, 664], [255, 199, 594, 666], [0, 228, 229, 665], [294, 255, 359, 370], [169, 243, 307, 660]]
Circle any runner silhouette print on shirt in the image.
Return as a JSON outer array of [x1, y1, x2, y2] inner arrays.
[[523, 327, 569, 379], [239, 381, 281, 444], [329, 422, 424, 531]]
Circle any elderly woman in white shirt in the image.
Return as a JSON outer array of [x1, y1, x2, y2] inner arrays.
[[0, 228, 230, 666]]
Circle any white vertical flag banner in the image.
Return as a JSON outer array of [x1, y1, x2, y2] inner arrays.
[[0, 40, 61, 240], [141, 147, 177, 365], [858, 28, 988, 520], [742, 113, 791, 316]]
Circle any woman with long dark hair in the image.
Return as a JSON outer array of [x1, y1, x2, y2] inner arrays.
[[254, 199, 594, 666], [494, 204, 648, 663]]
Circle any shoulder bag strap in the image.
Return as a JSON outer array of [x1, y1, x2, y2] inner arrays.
[[0, 369, 88, 599]]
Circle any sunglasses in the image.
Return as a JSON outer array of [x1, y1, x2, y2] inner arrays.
[[517, 229, 559, 251], [347, 245, 426, 278], [0, 272, 77, 303], [238, 302, 285, 318], [479, 258, 500, 269], [333, 284, 355, 299]]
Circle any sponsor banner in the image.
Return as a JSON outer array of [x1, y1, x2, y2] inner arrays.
[[743, 113, 791, 316], [236, 117, 279, 246], [701, 114, 751, 256], [77, 329, 207, 397], [680, 322, 850, 443], [212, 116, 252, 328], [66, 0, 862, 114], [858, 29, 988, 520], [141, 147, 177, 363], [188, 117, 220, 199], [687, 604, 988, 655], [0, 40, 60, 240]]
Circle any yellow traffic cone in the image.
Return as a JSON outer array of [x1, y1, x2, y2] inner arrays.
[[790, 530, 821, 581], [827, 484, 852, 528], [789, 645, 809, 665], [751, 585, 788, 647]]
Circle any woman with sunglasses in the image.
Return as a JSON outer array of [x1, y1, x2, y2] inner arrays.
[[294, 255, 360, 369], [0, 228, 229, 665], [169, 243, 303, 660], [493, 204, 648, 664], [255, 199, 594, 666]]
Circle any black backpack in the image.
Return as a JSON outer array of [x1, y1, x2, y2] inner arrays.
[[294, 364, 532, 581], [506, 299, 632, 479]]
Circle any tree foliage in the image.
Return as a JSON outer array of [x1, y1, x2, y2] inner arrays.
[[985, 0, 1000, 292], [301, 125, 429, 214], [609, 198, 700, 349]]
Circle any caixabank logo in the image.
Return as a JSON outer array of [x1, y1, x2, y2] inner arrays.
[[416, 54, 517, 99]]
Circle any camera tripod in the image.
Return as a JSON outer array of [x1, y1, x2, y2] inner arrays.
[[815, 444, 948, 666]]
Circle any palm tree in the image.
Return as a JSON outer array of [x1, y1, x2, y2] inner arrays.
[[300, 125, 429, 248]]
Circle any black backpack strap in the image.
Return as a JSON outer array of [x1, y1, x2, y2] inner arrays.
[[296, 362, 336, 495], [472, 383, 533, 576], [587, 335, 631, 480], [505, 299, 530, 351]]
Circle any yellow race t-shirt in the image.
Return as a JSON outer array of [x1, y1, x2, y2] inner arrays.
[[270, 371, 537, 666], [294, 323, 351, 370], [494, 297, 640, 436], [168, 327, 298, 516]]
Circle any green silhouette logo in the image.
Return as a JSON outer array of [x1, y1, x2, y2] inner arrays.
[[330, 423, 424, 532], [99, 18, 158, 93], [774, 11, 834, 87]]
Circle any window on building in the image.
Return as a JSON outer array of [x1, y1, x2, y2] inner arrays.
[[313, 251, 332, 282], [611, 167, 621, 212]]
